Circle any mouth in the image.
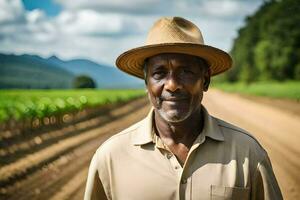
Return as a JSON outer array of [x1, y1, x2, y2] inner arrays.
[[163, 97, 189, 102], [162, 97, 188, 103]]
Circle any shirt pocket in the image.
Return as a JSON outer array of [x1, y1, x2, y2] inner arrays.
[[210, 185, 250, 200]]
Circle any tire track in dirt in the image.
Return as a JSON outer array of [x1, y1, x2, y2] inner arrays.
[[202, 89, 300, 200], [1, 98, 150, 200]]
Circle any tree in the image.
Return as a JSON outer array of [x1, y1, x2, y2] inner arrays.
[[72, 75, 96, 88], [227, 0, 300, 82]]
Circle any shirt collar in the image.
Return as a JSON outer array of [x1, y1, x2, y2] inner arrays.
[[201, 106, 225, 142], [131, 107, 155, 145], [131, 106, 224, 146]]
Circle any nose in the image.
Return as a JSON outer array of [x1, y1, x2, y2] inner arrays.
[[164, 73, 182, 92]]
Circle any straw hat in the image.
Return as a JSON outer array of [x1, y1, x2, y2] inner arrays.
[[116, 16, 232, 79]]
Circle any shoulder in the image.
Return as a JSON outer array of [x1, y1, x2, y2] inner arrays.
[[214, 117, 267, 159], [216, 117, 262, 145], [94, 119, 142, 159]]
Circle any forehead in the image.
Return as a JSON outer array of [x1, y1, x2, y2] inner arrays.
[[147, 53, 201, 65]]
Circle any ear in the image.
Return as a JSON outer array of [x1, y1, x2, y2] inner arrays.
[[203, 67, 211, 92]]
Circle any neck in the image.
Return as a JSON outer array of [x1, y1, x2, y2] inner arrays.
[[154, 106, 204, 147]]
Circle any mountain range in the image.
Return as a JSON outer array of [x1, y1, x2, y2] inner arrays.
[[0, 53, 143, 89]]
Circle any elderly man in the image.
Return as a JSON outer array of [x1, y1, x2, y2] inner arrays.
[[84, 17, 282, 200]]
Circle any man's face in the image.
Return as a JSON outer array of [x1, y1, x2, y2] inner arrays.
[[145, 53, 210, 123]]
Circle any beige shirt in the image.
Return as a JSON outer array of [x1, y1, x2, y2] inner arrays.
[[84, 106, 282, 200]]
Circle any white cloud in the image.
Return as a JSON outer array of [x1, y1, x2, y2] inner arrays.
[[55, 0, 262, 18], [0, 0, 25, 24], [0, 0, 264, 65], [56, 10, 126, 36], [26, 9, 46, 24], [200, 0, 262, 18], [51, 9, 151, 41], [55, 0, 164, 14]]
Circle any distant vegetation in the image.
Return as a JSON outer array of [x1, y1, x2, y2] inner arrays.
[[218, 0, 300, 83], [73, 75, 96, 88], [212, 81, 300, 101]]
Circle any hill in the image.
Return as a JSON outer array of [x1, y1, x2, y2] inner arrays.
[[0, 54, 74, 89], [0, 53, 143, 89], [47, 56, 143, 88]]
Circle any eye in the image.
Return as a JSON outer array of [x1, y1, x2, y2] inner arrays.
[[184, 69, 192, 73], [152, 70, 167, 79], [183, 69, 195, 75]]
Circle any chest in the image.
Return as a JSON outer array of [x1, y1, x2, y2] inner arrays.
[[105, 144, 251, 200]]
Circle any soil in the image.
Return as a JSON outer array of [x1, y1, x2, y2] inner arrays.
[[1, 90, 299, 200], [202, 89, 300, 200]]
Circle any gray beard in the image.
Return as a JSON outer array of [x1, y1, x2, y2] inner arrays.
[[157, 107, 192, 123], [148, 92, 193, 123]]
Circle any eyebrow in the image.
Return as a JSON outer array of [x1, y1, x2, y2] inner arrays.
[[151, 65, 166, 71], [151, 63, 167, 69]]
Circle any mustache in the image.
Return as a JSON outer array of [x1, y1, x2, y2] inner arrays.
[[158, 91, 190, 101]]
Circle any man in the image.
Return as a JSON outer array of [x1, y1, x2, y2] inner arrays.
[[84, 17, 282, 200]]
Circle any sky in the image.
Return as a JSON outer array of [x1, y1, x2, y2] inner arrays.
[[0, 0, 264, 66]]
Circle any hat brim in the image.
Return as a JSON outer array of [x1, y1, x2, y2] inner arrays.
[[116, 43, 232, 79]]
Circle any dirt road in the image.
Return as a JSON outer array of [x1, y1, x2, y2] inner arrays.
[[203, 89, 300, 200], [1, 90, 299, 199]]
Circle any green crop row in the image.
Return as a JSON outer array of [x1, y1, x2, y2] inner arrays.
[[0, 89, 145, 123]]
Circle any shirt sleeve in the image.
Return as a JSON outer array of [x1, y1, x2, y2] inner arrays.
[[251, 154, 283, 200], [84, 153, 108, 200]]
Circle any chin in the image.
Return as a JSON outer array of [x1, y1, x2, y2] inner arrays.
[[158, 108, 192, 123]]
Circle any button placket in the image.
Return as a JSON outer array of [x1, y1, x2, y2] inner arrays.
[[166, 153, 172, 159], [178, 143, 202, 200], [181, 178, 187, 184], [166, 152, 183, 176], [179, 176, 189, 200]]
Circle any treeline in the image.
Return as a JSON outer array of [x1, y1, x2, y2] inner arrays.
[[221, 0, 300, 83]]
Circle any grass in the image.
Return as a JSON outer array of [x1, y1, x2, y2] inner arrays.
[[212, 81, 300, 101]]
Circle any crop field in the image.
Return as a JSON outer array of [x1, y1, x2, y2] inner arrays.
[[0, 89, 145, 126], [0, 94, 150, 199], [0, 89, 145, 122]]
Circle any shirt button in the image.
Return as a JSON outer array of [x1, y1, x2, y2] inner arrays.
[[175, 166, 180, 170], [181, 179, 187, 184], [166, 153, 172, 159]]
